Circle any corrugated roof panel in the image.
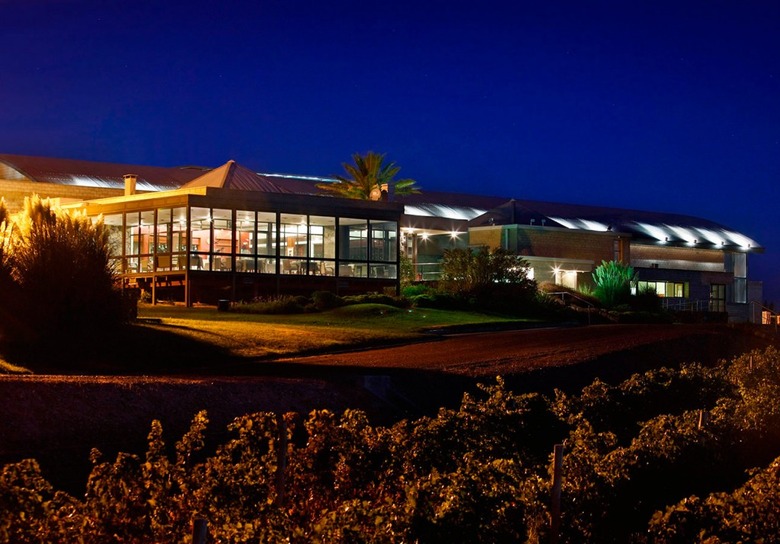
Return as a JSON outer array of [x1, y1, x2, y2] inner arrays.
[[0, 154, 203, 190]]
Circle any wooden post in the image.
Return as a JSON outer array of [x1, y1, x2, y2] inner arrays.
[[698, 410, 708, 430], [192, 517, 208, 544], [550, 444, 564, 544], [275, 413, 287, 506]]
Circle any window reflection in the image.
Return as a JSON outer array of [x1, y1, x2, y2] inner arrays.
[[108, 205, 398, 282]]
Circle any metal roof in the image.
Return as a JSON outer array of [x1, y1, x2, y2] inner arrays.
[[0, 153, 761, 251], [181, 160, 298, 193], [461, 197, 762, 252], [0, 153, 204, 191]]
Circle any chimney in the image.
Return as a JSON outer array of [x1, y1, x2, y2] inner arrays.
[[123, 174, 138, 196]]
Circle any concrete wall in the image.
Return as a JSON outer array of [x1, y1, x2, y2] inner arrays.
[[631, 244, 725, 272], [469, 225, 626, 264], [1, 179, 124, 211]]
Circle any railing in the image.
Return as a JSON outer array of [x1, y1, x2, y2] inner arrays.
[[750, 300, 778, 330], [546, 291, 595, 325], [413, 262, 442, 281], [662, 299, 711, 312]]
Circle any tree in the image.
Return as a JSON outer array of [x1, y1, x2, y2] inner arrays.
[[316, 151, 420, 200], [439, 247, 537, 312], [591, 260, 637, 308]]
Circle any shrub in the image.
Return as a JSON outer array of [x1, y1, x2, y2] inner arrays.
[[648, 455, 780, 543], [234, 295, 307, 314], [311, 291, 343, 311], [633, 285, 663, 312], [0, 196, 125, 348], [439, 247, 535, 303], [409, 292, 463, 310], [401, 283, 434, 298], [591, 260, 637, 308], [399, 253, 415, 286], [4, 349, 780, 542], [341, 292, 407, 308]]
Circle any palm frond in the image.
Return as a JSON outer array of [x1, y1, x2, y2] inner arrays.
[[316, 151, 420, 200]]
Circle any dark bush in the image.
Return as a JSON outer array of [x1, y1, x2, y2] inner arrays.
[[4, 348, 780, 542], [0, 196, 125, 350], [233, 295, 307, 314], [409, 292, 463, 310], [311, 291, 343, 311], [341, 292, 407, 308]]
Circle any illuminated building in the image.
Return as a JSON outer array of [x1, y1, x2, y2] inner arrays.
[[0, 154, 764, 321]]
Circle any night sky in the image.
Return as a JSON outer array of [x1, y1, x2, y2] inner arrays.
[[2, 1, 779, 304]]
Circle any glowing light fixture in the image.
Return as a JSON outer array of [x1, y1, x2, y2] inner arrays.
[[579, 219, 610, 232], [635, 222, 668, 242], [694, 228, 722, 245], [667, 225, 698, 245], [724, 230, 756, 249], [549, 217, 576, 230]]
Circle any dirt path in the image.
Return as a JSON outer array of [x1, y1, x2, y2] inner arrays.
[[273, 324, 733, 376]]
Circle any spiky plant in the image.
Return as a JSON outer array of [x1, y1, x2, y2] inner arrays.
[[592, 260, 637, 308]]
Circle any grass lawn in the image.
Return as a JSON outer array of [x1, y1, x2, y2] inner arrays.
[[136, 303, 537, 359], [0, 303, 540, 374]]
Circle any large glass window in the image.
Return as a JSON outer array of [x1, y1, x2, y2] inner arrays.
[[370, 220, 397, 262], [339, 218, 368, 260], [104, 213, 123, 273], [103, 205, 400, 282], [235, 210, 255, 273], [280, 213, 307, 275], [730, 253, 747, 303], [310, 215, 336, 276], [138, 211, 155, 272], [636, 281, 688, 298], [124, 212, 141, 273], [256, 211, 277, 273], [733, 278, 747, 304], [171, 207, 187, 270], [280, 214, 307, 257], [212, 208, 232, 272], [155, 209, 172, 271], [189, 207, 211, 270], [338, 218, 368, 277]]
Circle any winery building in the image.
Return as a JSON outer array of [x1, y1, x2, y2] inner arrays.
[[0, 153, 764, 322]]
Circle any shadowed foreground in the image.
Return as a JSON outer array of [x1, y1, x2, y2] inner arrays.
[[0, 324, 773, 493]]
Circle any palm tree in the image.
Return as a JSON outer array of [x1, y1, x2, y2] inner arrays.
[[316, 151, 420, 200]]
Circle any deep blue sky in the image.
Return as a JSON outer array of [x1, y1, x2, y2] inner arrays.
[[2, 1, 779, 304]]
